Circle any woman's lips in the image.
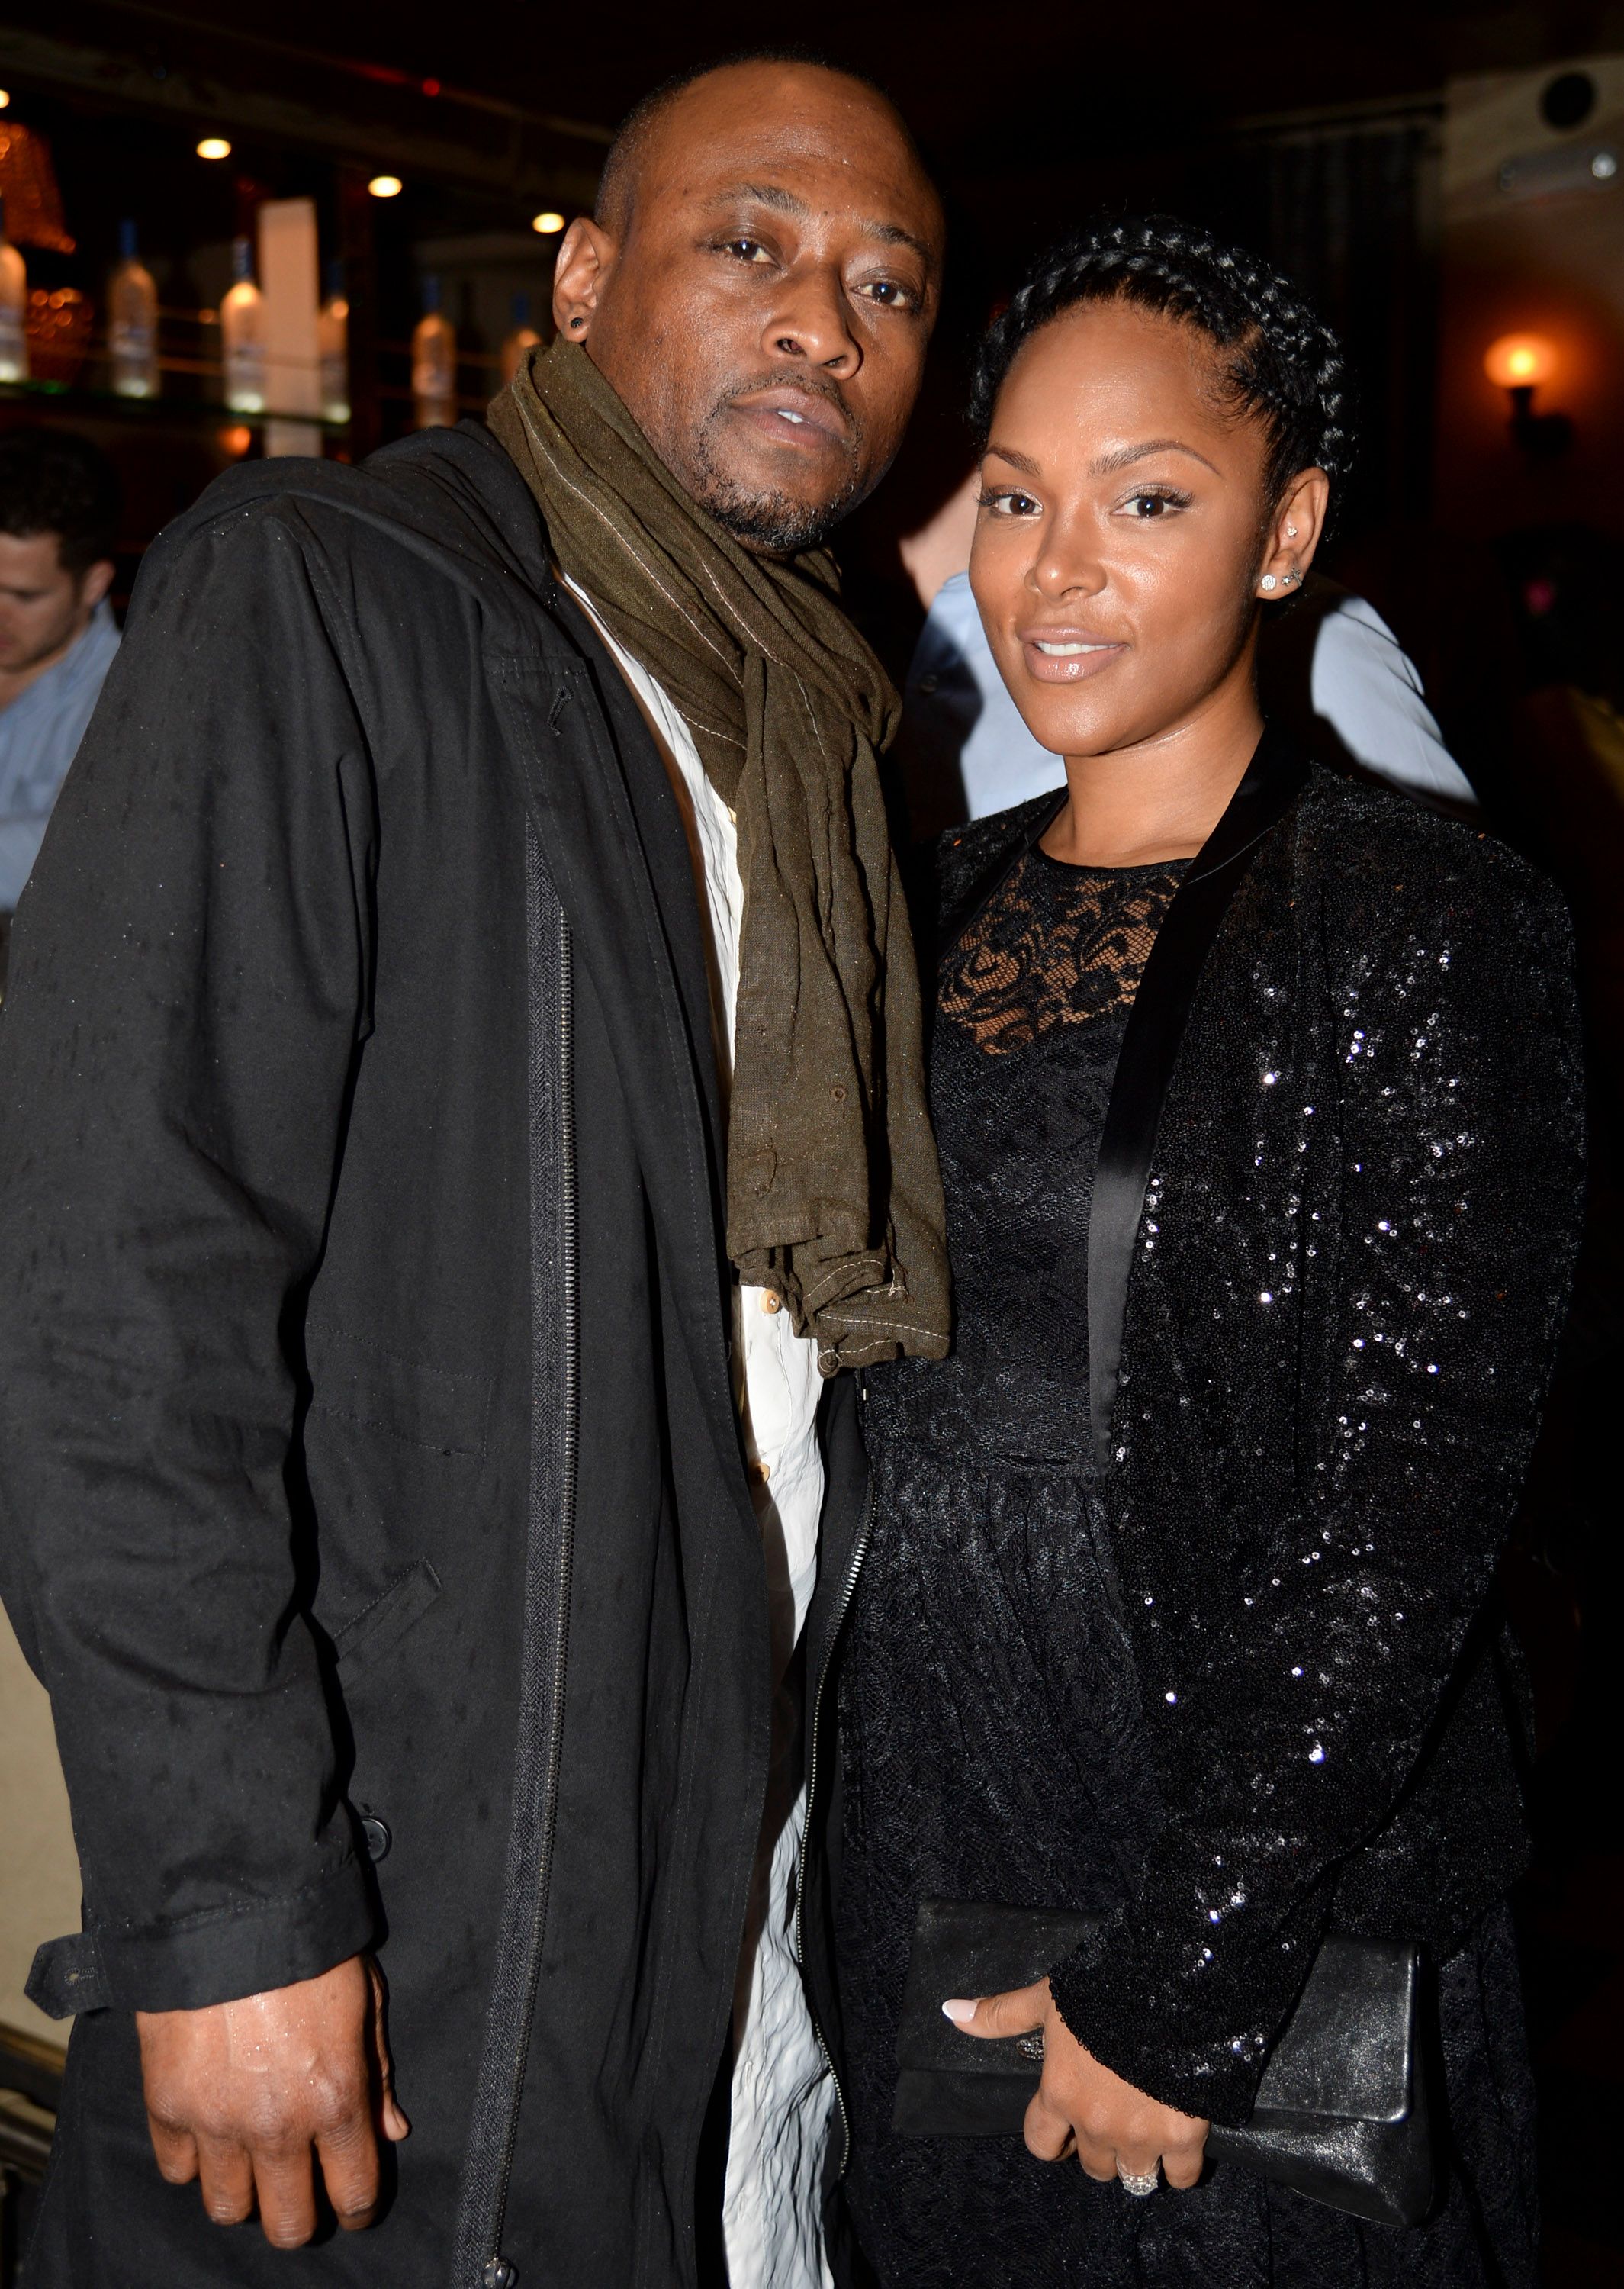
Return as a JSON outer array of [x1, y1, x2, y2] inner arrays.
[[1018, 631, 1127, 684]]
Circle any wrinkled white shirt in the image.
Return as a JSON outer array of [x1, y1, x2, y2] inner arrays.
[[568, 581, 834, 2289]]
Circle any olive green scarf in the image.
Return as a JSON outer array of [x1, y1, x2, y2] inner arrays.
[[489, 340, 948, 1373]]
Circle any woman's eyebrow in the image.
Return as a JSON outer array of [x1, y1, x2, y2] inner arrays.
[[1089, 439, 1221, 477], [982, 443, 1041, 476]]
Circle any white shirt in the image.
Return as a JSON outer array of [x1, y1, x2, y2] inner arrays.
[[899, 570, 1476, 826], [568, 581, 834, 2289]]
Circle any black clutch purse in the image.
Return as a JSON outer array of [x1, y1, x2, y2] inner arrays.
[[894, 1898, 1433, 2229]]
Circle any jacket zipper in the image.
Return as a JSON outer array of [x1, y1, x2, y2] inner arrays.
[[453, 834, 579, 2289], [793, 1462, 876, 2178]]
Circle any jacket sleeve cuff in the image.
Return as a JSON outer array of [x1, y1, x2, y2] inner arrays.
[[1047, 1914, 1284, 2130], [27, 1856, 375, 2018]]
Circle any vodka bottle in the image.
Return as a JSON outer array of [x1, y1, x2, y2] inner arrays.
[[0, 198, 28, 385], [109, 218, 159, 399], [220, 235, 267, 414], [411, 275, 456, 429], [500, 291, 542, 385], [318, 260, 349, 425]]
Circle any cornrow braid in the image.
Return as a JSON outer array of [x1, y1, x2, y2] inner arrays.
[[972, 215, 1355, 514]]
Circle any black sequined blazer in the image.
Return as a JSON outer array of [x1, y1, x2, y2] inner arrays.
[[924, 745, 1584, 2128]]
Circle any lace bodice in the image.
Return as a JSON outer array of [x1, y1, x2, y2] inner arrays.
[[868, 841, 1185, 1467]]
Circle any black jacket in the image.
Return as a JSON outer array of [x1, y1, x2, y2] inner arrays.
[[0, 422, 867, 2287], [799, 749, 1584, 2174]]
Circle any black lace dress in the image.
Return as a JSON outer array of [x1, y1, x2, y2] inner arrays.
[[835, 839, 1539, 2288]]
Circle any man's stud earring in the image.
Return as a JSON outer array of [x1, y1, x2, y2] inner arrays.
[[569, 314, 586, 330], [1261, 574, 1278, 591]]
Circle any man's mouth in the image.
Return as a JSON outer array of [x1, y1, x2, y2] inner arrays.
[[726, 384, 852, 454]]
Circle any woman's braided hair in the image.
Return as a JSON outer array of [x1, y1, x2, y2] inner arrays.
[[971, 216, 1355, 513]]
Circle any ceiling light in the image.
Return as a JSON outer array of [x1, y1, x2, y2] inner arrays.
[[532, 211, 565, 234], [196, 136, 232, 160], [368, 175, 404, 199]]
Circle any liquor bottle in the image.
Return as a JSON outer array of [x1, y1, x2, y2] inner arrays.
[[500, 291, 542, 385], [220, 235, 267, 414], [318, 260, 349, 425], [0, 197, 28, 385], [109, 218, 159, 399], [411, 275, 456, 429]]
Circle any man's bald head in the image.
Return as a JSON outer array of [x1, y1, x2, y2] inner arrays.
[[551, 53, 943, 552], [595, 52, 920, 242]]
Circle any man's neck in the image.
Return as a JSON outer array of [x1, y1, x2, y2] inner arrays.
[[0, 604, 95, 716]]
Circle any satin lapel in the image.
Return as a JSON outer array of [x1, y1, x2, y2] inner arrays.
[[488, 642, 748, 1521], [1088, 729, 1310, 1473]]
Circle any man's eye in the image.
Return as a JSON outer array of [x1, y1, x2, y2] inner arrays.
[[722, 238, 772, 264], [857, 278, 912, 309]]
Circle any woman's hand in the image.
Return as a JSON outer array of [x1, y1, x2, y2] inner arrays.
[[944, 1978, 1208, 2190]]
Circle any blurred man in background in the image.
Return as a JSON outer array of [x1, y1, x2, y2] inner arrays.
[[0, 429, 120, 988]]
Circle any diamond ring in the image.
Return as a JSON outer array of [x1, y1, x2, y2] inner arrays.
[[1117, 2164, 1160, 2198]]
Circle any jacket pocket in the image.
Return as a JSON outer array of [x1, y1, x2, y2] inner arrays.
[[304, 1318, 491, 1457], [332, 1559, 442, 1682]]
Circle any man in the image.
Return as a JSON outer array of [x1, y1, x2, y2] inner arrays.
[[0, 427, 120, 987], [0, 56, 946, 2288], [894, 469, 1477, 834]]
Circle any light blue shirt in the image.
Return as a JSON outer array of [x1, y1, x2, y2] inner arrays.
[[899, 571, 1475, 833], [0, 599, 120, 910]]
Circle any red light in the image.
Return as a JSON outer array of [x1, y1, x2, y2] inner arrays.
[[422, 77, 441, 96]]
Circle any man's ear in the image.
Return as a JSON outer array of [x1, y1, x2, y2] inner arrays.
[[552, 219, 616, 343], [79, 559, 115, 613]]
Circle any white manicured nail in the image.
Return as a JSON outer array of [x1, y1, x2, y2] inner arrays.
[[941, 1998, 977, 2024]]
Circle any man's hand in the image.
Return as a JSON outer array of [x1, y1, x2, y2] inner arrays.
[[944, 1978, 1208, 2191], [136, 1954, 409, 2246]]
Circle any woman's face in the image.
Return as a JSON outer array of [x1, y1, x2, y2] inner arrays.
[[969, 297, 1322, 760]]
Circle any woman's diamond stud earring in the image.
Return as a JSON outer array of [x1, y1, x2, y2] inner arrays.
[[1286, 523, 1298, 538], [1261, 575, 1278, 591]]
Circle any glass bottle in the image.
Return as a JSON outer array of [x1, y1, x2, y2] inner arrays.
[[0, 197, 29, 385], [220, 234, 266, 414], [318, 259, 349, 426], [109, 218, 159, 399], [500, 291, 542, 385], [411, 275, 456, 429]]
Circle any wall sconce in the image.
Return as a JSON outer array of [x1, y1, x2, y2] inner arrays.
[[1483, 333, 1571, 459]]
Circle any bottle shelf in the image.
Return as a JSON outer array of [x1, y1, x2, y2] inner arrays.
[[0, 372, 353, 432]]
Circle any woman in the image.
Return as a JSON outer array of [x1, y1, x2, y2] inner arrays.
[[826, 219, 1583, 2287]]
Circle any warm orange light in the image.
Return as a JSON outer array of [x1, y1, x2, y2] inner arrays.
[[0, 92, 11, 111], [1484, 333, 1558, 390], [219, 425, 253, 457], [532, 210, 565, 234], [368, 174, 403, 199], [195, 136, 232, 161]]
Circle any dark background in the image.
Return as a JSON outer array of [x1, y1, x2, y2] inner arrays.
[[0, 5, 1621, 2281]]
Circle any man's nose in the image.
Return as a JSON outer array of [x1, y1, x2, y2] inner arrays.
[[767, 264, 860, 375]]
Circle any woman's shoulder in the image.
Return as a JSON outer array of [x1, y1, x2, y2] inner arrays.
[[1295, 765, 1568, 939], [930, 793, 1058, 926]]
